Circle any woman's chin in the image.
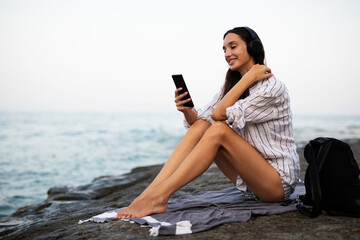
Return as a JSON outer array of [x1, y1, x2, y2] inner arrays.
[[229, 66, 239, 71]]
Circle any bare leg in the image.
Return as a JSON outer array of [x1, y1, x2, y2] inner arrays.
[[213, 148, 238, 185], [116, 120, 211, 218], [135, 120, 211, 198], [116, 121, 284, 219]]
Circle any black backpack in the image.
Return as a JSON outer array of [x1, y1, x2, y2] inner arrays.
[[297, 137, 360, 218]]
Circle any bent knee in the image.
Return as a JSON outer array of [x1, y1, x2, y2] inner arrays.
[[188, 120, 211, 136], [204, 121, 230, 141]]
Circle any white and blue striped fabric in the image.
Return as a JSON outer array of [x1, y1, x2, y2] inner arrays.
[[79, 182, 305, 236]]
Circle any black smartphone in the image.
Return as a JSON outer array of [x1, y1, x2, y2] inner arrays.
[[172, 74, 194, 108]]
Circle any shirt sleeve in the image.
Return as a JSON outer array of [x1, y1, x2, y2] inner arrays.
[[226, 77, 286, 129], [184, 86, 223, 129]]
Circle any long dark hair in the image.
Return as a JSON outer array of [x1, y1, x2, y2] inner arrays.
[[222, 27, 265, 99]]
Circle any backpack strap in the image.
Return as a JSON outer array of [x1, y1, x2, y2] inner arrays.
[[313, 137, 333, 172], [297, 139, 333, 217]]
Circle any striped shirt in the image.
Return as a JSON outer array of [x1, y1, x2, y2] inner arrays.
[[184, 76, 300, 191]]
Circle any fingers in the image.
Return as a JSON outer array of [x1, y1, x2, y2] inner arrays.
[[175, 96, 191, 107], [176, 98, 192, 111], [264, 72, 273, 78], [174, 88, 192, 112], [264, 66, 273, 79], [174, 91, 188, 103], [254, 63, 271, 73], [250, 64, 273, 79], [175, 87, 182, 97]]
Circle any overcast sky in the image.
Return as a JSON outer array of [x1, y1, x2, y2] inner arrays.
[[0, 0, 359, 115]]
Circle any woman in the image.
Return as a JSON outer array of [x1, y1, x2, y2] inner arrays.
[[116, 26, 300, 219]]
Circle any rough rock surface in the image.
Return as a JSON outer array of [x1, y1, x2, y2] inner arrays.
[[1, 139, 360, 239]]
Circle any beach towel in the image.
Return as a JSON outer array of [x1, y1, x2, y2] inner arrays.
[[78, 182, 305, 236]]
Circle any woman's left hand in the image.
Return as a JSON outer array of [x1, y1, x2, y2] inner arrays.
[[244, 64, 273, 85], [213, 64, 272, 121]]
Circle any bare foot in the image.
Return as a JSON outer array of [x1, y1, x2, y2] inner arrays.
[[115, 192, 168, 219]]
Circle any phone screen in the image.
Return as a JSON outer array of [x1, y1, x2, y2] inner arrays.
[[172, 74, 194, 108]]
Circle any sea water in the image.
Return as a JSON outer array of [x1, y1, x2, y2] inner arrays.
[[0, 111, 359, 217]]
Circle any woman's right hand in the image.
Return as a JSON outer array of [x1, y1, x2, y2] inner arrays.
[[174, 88, 193, 113]]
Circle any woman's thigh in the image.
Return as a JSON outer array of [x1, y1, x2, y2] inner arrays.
[[205, 121, 284, 202], [214, 150, 238, 185]]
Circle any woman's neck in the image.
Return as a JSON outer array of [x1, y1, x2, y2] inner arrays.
[[239, 60, 255, 76]]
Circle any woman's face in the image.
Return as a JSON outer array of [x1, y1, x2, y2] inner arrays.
[[223, 33, 254, 74]]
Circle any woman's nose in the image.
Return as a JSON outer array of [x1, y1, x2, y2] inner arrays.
[[224, 49, 231, 58]]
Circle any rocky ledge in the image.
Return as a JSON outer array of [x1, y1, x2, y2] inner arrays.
[[1, 139, 360, 239]]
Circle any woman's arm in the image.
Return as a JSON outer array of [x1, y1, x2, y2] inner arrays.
[[183, 109, 198, 126], [211, 64, 272, 121]]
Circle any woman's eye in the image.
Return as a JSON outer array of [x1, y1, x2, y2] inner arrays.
[[223, 45, 236, 53]]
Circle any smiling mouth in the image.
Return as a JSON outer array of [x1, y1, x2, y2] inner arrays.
[[228, 58, 236, 65]]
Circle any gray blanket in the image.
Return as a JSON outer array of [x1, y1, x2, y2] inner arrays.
[[79, 182, 305, 236]]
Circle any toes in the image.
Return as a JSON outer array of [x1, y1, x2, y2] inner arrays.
[[115, 206, 138, 220], [115, 211, 133, 219], [115, 211, 126, 219]]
